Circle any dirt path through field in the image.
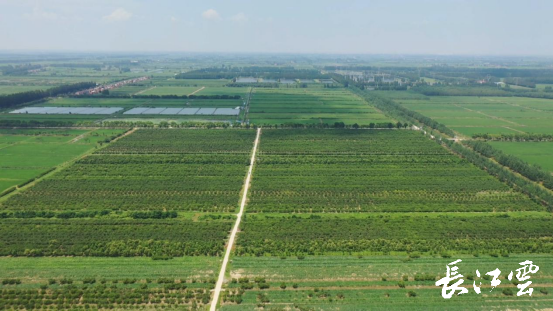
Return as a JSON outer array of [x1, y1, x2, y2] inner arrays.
[[210, 127, 261, 311], [453, 103, 524, 127], [134, 86, 155, 95], [189, 86, 205, 95], [69, 130, 94, 143], [502, 126, 526, 134]]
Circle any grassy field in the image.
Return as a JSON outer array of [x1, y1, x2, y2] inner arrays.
[[0, 128, 125, 193], [141, 86, 206, 96], [392, 95, 553, 136], [489, 141, 553, 172], [0, 85, 51, 95], [248, 87, 390, 125], [221, 255, 553, 310]]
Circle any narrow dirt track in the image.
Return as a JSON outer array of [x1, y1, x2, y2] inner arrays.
[[210, 127, 261, 311], [189, 86, 205, 95]]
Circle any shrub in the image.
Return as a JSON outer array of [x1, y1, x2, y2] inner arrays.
[[502, 288, 514, 296]]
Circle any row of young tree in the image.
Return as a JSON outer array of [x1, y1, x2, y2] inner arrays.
[[472, 132, 553, 141], [443, 139, 553, 211], [72, 94, 242, 100], [463, 140, 553, 190], [345, 85, 455, 137], [0, 82, 96, 109]]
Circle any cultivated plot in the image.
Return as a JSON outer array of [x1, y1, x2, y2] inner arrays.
[[2, 129, 257, 212], [489, 141, 553, 172], [218, 129, 552, 310], [248, 87, 390, 125], [395, 96, 553, 136], [0, 128, 125, 193], [249, 130, 541, 213]]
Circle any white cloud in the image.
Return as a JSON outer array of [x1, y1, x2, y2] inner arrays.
[[201, 9, 220, 20], [230, 12, 247, 23], [23, 6, 58, 21], [103, 8, 132, 22]]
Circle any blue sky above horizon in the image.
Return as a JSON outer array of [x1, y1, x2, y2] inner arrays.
[[1, 0, 552, 55]]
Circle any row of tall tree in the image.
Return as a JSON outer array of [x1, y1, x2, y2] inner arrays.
[[464, 140, 553, 190], [0, 82, 96, 109], [444, 139, 553, 211]]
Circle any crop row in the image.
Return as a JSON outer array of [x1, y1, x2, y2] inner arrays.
[[236, 215, 553, 256], [0, 219, 232, 257], [0, 285, 212, 310], [99, 129, 256, 154], [2, 154, 249, 212], [257, 129, 449, 155], [248, 154, 541, 213]]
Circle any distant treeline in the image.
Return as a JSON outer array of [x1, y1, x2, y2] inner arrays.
[[71, 94, 242, 100], [0, 120, 87, 128], [329, 65, 553, 86], [226, 83, 280, 88], [0, 64, 42, 75], [0, 82, 96, 110], [412, 85, 553, 99], [50, 63, 103, 69], [176, 66, 327, 80]]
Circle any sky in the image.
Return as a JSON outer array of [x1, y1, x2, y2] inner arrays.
[[1, 0, 552, 55]]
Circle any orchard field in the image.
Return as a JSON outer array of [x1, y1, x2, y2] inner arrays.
[[217, 129, 553, 310], [0, 129, 258, 310], [248, 87, 390, 125]]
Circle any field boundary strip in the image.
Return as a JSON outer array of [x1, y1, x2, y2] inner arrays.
[[210, 127, 261, 311]]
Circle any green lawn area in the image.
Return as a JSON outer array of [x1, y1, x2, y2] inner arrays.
[[489, 141, 553, 172], [0, 85, 51, 95], [0, 128, 125, 193], [395, 96, 553, 136]]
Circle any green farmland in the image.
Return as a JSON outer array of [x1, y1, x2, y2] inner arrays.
[[0, 128, 125, 193], [216, 129, 553, 310], [248, 87, 391, 125], [1, 51, 553, 311], [221, 255, 553, 311], [490, 141, 553, 172], [0, 129, 258, 310], [394, 95, 553, 136]]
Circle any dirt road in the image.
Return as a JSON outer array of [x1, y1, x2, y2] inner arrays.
[[209, 127, 261, 311]]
